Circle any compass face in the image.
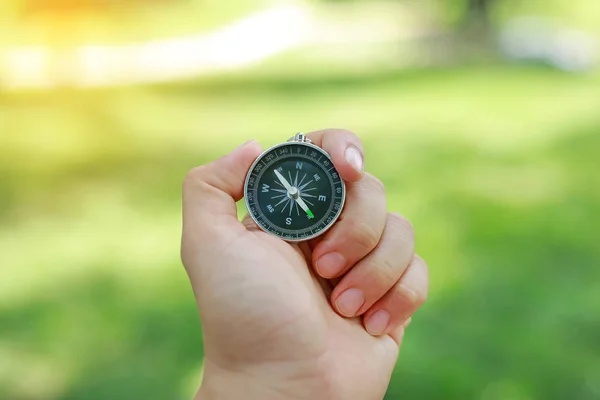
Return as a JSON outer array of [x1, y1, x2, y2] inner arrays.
[[244, 142, 346, 241]]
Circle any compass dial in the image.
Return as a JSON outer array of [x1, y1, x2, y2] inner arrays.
[[244, 142, 346, 241]]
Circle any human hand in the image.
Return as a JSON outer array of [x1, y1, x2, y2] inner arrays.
[[181, 129, 428, 400]]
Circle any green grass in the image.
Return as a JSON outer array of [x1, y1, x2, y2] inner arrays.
[[1, 64, 600, 399]]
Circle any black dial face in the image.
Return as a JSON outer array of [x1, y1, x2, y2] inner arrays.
[[245, 142, 345, 241]]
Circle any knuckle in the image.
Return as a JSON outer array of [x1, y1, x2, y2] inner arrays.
[[183, 166, 207, 189], [388, 212, 415, 241], [347, 218, 381, 252], [413, 254, 428, 271], [413, 254, 429, 280], [395, 283, 427, 310], [365, 173, 386, 196], [374, 258, 400, 287], [417, 286, 428, 305]]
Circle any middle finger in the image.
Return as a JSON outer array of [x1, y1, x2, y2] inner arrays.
[[312, 172, 387, 279]]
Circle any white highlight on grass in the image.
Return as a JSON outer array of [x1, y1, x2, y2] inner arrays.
[[1, 5, 311, 89]]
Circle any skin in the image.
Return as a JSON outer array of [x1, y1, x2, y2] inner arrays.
[[181, 129, 429, 400]]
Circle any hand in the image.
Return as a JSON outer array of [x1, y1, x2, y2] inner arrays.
[[181, 129, 429, 400]]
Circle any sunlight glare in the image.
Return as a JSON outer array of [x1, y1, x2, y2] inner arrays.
[[2, 5, 311, 90]]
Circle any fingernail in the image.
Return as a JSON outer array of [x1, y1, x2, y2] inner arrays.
[[366, 310, 390, 336], [317, 252, 346, 278], [345, 146, 364, 174], [402, 317, 412, 329], [335, 288, 365, 317]]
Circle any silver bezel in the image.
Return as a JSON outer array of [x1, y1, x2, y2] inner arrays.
[[243, 141, 346, 242]]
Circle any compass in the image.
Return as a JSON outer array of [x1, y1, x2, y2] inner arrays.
[[244, 133, 346, 242]]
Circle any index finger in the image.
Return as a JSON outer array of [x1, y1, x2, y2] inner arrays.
[[306, 128, 365, 182]]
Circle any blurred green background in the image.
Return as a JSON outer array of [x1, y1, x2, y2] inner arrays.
[[1, 0, 600, 399]]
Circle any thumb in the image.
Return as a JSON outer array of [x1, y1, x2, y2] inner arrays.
[[182, 140, 262, 239]]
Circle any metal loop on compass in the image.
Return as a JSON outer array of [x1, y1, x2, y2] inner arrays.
[[287, 132, 312, 144]]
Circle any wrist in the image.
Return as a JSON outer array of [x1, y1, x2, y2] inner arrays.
[[196, 358, 335, 400], [196, 366, 275, 400]]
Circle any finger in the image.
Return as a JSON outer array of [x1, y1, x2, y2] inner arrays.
[[387, 326, 405, 348], [182, 140, 262, 261], [183, 140, 261, 222], [330, 213, 414, 317], [306, 128, 365, 182], [312, 173, 387, 279], [386, 318, 411, 348], [363, 255, 428, 337]]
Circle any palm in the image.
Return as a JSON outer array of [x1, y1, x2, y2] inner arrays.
[[198, 223, 398, 399]]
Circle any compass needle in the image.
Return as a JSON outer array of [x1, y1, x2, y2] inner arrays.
[[294, 197, 314, 219], [274, 169, 292, 190]]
